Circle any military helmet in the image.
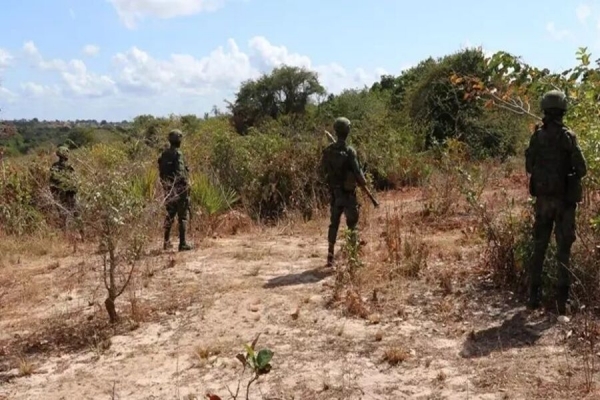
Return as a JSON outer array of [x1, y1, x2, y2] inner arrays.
[[333, 117, 351, 135], [168, 129, 183, 144], [56, 146, 69, 158], [541, 90, 567, 111]]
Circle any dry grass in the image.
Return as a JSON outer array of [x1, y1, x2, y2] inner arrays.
[[5, 161, 600, 399], [192, 342, 222, 365], [382, 345, 410, 366], [17, 358, 35, 377], [0, 233, 72, 265]]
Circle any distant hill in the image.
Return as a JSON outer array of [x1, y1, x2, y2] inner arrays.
[[0, 119, 133, 156]]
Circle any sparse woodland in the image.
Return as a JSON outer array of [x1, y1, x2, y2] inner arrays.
[[1, 47, 600, 399]]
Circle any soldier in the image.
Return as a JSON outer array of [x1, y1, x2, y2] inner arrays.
[[525, 90, 587, 315], [49, 145, 83, 236], [320, 117, 368, 267], [158, 129, 193, 252]]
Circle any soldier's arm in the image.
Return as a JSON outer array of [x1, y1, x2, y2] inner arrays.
[[175, 151, 189, 186], [348, 147, 367, 187], [524, 133, 536, 174], [569, 133, 587, 178]]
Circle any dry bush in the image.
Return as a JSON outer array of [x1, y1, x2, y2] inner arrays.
[[421, 169, 462, 219], [421, 139, 470, 219], [381, 210, 429, 280], [17, 358, 35, 377], [382, 345, 411, 366]]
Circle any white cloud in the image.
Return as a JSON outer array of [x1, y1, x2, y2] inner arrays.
[[249, 36, 312, 70], [112, 39, 256, 95], [109, 0, 225, 29], [22, 41, 38, 57], [22, 41, 116, 97], [546, 22, 572, 41], [83, 45, 100, 57], [0, 87, 18, 103], [0, 49, 12, 69], [577, 4, 591, 24], [23, 41, 68, 70], [21, 82, 61, 97], [247, 36, 384, 93], [61, 60, 117, 97], [6, 36, 386, 119]]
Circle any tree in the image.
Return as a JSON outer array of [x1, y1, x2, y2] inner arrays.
[[227, 66, 326, 134], [67, 127, 96, 149], [76, 144, 156, 323], [403, 48, 526, 157], [370, 58, 436, 110]]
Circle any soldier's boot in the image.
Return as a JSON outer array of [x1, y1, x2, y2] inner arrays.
[[326, 243, 335, 267], [556, 286, 569, 316], [527, 284, 541, 310], [178, 221, 193, 252]]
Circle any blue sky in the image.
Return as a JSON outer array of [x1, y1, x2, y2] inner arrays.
[[0, 0, 598, 121]]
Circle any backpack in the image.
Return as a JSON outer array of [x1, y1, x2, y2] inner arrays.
[[321, 142, 357, 191], [526, 125, 577, 200], [158, 148, 178, 181]]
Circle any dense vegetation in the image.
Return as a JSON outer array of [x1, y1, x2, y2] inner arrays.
[[1, 46, 600, 314], [0, 47, 566, 229]]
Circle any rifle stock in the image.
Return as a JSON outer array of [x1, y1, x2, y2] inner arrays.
[[324, 130, 379, 208]]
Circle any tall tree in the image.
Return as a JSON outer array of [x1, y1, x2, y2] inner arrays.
[[228, 66, 325, 134]]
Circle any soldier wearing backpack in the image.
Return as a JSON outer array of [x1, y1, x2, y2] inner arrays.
[[525, 90, 587, 315], [320, 117, 370, 267], [158, 129, 193, 252]]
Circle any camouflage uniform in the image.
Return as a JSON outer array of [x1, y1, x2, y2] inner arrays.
[[525, 90, 587, 314], [49, 146, 84, 236], [158, 129, 193, 251], [320, 117, 367, 267]]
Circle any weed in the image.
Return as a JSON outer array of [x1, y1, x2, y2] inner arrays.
[[17, 358, 35, 376], [206, 334, 274, 400], [193, 343, 221, 362], [382, 346, 410, 366], [382, 211, 428, 279]]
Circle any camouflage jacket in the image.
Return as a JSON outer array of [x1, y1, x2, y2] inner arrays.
[[49, 160, 77, 194], [525, 123, 587, 200], [320, 140, 366, 192], [158, 146, 190, 196]]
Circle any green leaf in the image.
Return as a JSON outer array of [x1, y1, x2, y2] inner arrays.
[[256, 349, 273, 370]]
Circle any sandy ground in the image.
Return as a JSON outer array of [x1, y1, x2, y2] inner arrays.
[[1, 184, 599, 400]]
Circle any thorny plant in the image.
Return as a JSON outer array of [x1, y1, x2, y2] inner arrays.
[[206, 334, 274, 400]]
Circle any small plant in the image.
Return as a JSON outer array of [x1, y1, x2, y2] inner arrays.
[[17, 357, 35, 376], [76, 145, 158, 324], [206, 334, 274, 400], [382, 211, 428, 279], [382, 346, 410, 366]]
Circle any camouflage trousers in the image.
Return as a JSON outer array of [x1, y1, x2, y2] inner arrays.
[[529, 196, 577, 292], [51, 188, 82, 233], [164, 194, 189, 242], [328, 189, 360, 246]]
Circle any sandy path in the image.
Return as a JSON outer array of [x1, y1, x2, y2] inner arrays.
[[0, 189, 597, 400]]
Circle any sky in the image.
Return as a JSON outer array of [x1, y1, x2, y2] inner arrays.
[[0, 0, 598, 121]]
